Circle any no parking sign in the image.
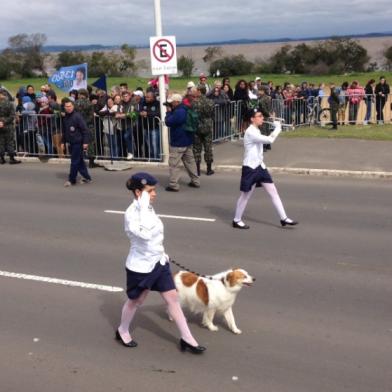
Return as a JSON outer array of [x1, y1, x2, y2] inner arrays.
[[150, 36, 177, 75]]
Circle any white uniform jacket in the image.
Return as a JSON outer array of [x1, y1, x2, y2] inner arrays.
[[124, 200, 167, 273], [242, 122, 282, 169]]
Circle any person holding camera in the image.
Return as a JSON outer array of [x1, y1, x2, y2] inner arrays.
[[164, 93, 200, 192], [232, 109, 298, 229], [116, 172, 206, 354]]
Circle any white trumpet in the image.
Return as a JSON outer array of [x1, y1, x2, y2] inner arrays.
[[264, 117, 294, 130]]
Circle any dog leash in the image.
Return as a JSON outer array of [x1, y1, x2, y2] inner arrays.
[[169, 258, 223, 282]]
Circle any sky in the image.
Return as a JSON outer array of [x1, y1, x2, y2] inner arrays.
[[1, 0, 392, 48]]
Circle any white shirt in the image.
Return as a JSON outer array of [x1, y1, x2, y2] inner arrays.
[[243, 123, 282, 169], [124, 199, 167, 273]]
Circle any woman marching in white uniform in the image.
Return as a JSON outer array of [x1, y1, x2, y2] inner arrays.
[[116, 172, 206, 354], [232, 109, 298, 229]]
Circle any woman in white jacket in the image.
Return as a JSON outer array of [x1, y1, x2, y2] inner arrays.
[[232, 109, 298, 229], [116, 172, 206, 354]]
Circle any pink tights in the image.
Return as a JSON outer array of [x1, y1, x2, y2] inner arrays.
[[118, 289, 198, 346]]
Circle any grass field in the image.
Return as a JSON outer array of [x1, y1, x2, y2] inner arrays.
[[1, 71, 392, 97], [282, 123, 392, 141]]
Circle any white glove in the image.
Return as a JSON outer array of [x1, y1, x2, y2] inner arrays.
[[138, 190, 150, 209], [273, 120, 281, 128]]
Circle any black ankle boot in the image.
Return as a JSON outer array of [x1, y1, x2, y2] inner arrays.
[[9, 154, 21, 165], [206, 163, 214, 176], [0, 155, 5, 165], [89, 157, 98, 168], [196, 161, 201, 176]]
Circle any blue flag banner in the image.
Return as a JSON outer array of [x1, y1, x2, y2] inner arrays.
[[92, 75, 107, 92], [48, 63, 88, 92]]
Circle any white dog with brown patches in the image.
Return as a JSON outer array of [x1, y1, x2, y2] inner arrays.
[[174, 268, 255, 334]]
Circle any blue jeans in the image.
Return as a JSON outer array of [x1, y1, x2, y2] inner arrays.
[[106, 134, 118, 158], [124, 127, 133, 155], [365, 100, 372, 122], [69, 143, 91, 183], [43, 131, 53, 154], [144, 128, 161, 160]]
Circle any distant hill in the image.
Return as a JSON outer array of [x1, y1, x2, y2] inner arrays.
[[43, 31, 392, 52]]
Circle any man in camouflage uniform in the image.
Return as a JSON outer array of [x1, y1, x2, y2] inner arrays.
[[257, 86, 273, 152], [192, 86, 215, 175], [0, 89, 20, 164], [75, 89, 97, 168]]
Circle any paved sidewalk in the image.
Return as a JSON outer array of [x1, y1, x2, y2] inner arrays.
[[213, 138, 392, 175]]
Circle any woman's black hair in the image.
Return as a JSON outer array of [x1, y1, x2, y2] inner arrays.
[[75, 67, 86, 79], [126, 178, 145, 193]]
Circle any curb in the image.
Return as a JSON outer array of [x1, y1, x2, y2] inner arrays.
[[216, 165, 392, 179], [18, 157, 168, 168], [18, 157, 392, 179]]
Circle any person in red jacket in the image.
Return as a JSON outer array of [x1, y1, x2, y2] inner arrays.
[[346, 81, 364, 125]]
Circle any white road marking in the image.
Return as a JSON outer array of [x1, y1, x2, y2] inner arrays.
[[0, 270, 123, 293], [104, 210, 216, 222]]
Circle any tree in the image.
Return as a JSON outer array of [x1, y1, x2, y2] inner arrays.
[[384, 46, 392, 71], [56, 51, 86, 68], [178, 55, 194, 78], [0, 54, 12, 79], [203, 46, 223, 63], [6, 33, 47, 77], [118, 44, 137, 75], [209, 55, 253, 76], [88, 51, 118, 77]]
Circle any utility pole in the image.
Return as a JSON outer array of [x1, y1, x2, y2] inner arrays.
[[153, 0, 169, 164]]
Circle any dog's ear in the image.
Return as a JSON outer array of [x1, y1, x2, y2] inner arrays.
[[226, 270, 246, 287], [226, 271, 239, 287]]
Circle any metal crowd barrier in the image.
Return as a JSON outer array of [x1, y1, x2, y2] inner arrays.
[[15, 113, 163, 162], [14, 95, 392, 160]]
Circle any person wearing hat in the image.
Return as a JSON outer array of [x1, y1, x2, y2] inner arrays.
[[0, 89, 21, 164], [197, 74, 211, 95], [117, 172, 206, 354], [164, 93, 200, 191], [186, 81, 196, 95], [232, 109, 298, 229]]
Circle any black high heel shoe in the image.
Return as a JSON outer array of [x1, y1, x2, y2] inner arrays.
[[280, 218, 299, 227], [180, 338, 206, 354], [115, 330, 138, 348]]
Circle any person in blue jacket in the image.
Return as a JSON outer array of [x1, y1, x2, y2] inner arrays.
[[164, 93, 200, 192], [61, 98, 92, 187]]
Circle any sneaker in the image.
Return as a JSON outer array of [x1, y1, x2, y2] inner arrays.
[[64, 181, 73, 187], [80, 178, 92, 184], [126, 153, 133, 161]]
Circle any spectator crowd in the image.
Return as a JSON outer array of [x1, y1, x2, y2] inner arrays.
[[0, 74, 390, 166]]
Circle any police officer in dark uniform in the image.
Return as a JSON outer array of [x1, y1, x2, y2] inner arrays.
[[75, 89, 97, 168], [60, 98, 91, 187]]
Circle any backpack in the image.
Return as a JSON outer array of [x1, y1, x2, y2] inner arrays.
[[184, 106, 199, 133]]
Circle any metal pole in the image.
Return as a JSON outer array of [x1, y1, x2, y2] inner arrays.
[[154, 0, 169, 165]]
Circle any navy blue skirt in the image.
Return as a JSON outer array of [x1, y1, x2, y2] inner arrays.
[[126, 262, 176, 299], [240, 165, 273, 192]]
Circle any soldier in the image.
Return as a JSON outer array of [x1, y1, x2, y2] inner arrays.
[[328, 83, 340, 130], [192, 86, 215, 176], [0, 89, 21, 165], [75, 89, 97, 168], [257, 86, 273, 152]]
